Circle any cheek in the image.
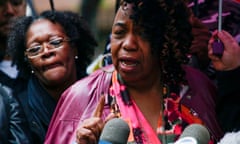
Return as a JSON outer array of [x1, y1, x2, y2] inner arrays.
[[110, 44, 117, 56], [65, 56, 76, 70], [28, 59, 40, 70], [110, 43, 119, 64], [60, 48, 76, 68], [110, 38, 121, 55]]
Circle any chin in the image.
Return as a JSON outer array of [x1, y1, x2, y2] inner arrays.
[[44, 71, 66, 82]]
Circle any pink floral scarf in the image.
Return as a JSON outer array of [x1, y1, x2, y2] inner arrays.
[[109, 71, 192, 144]]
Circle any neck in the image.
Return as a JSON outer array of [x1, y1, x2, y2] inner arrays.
[[127, 72, 163, 130], [127, 66, 162, 94], [46, 88, 64, 101], [41, 77, 77, 101]]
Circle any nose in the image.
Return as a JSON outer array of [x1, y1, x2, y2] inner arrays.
[[41, 43, 55, 58], [3, 2, 16, 17], [122, 33, 138, 51]]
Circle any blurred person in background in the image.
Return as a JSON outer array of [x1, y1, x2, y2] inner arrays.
[[0, 1, 32, 143], [7, 8, 97, 143], [208, 30, 240, 133], [188, 0, 240, 80], [80, 0, 101, 40], [0, 0, 27, 97]]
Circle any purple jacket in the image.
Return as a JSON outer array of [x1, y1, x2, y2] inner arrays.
[[44, 65, 223, 144]]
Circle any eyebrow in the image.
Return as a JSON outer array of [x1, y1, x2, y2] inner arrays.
[[113, 22, 127, 28]]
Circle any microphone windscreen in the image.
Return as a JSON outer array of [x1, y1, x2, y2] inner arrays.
[[99, 118, 130, 144], [218, 131, 240, 144], [179, 124, 210, 144]]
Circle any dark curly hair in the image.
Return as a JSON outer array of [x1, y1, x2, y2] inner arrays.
[[7, 10, 97, 80], [122, 0, 193, 85]]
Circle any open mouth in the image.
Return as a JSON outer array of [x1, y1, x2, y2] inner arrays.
[[120, 60, 138, 67], [119, 58, 139, 72]]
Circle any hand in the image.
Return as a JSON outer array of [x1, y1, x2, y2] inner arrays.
[[208, 30, 240, 71], [75, 95, 116, 144]]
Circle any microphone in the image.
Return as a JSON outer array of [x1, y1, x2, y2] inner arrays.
[[174, 124, 210, 144], [99, 118, 130, 144], [217, 131, 240, 144]]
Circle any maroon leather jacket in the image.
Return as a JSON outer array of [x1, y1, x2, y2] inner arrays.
[[44, 65, 223, 144]]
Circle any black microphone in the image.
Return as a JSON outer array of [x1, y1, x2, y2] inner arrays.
[[99, 118, 130, 144], [174, 124, 210, 144]]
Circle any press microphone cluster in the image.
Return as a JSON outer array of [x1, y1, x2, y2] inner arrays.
[[174, 124, 210, 144], [99, 118, 130, 144], [98, 119, 210, 144]]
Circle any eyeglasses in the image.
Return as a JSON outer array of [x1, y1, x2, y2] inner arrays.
[[25, 37, 70, 58]]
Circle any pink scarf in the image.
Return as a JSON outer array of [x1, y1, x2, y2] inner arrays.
[[109, 71, 182, 143]]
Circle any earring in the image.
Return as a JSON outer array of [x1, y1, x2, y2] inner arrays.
[[31, 70, 34, 74], [75, 55, 78, 59]]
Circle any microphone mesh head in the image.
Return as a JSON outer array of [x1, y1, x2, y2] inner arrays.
[[180, 124, 210, 144], [100, 118, 130, 144]]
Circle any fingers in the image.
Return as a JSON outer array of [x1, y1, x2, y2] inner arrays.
[[92, 94, 105, 117], [84, 118, 103, 140], [76, 117, 103, 144], [76, 126, 97, 144], [208, 30, 222, 56], [208, 30, 240, 71], [104, 112, 118, 124], [75, 95, 106, 144]]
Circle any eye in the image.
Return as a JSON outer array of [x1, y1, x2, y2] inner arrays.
[[114, 29, 125, 35], [26, 45, 42, 56], [49, 38, 64, 48], [112, 27, 126, 39]]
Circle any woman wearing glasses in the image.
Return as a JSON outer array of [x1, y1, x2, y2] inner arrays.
[[7, 10, 97, 144]]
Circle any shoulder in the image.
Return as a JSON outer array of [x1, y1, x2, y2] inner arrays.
[[0, 85, 9, 121], [182, 65, 217, 102], [62, 65, 114, 100], [54, 65, 114, 119], [45, 65, 114, 144], [181, 65, 223, 140], [0, 85, 11, 116], [183, 65, 211, 80], [0, 85, 32, 144], [182, 65, 216, 89], [0, 86, 9, 144]]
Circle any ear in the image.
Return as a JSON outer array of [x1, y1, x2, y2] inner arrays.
[[24, 56, 34, 72]]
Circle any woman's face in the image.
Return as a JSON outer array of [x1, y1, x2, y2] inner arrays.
[[25, 19, 77, 87], [111, 3, 160, 83]]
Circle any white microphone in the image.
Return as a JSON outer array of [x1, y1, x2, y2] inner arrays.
[[99, 118, 130, 144], [217, 131, 240, 144], [174, 124, 210, 144]]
